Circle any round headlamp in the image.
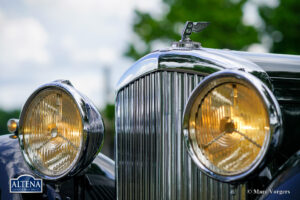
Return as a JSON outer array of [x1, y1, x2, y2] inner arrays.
[[18, 80, 104, 180], [183, 70, 282, 182]]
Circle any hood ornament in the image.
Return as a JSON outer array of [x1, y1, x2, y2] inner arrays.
[[172, 21, 210, 49]]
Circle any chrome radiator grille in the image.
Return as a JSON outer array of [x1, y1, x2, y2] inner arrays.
[[116, 71, 246, 200]]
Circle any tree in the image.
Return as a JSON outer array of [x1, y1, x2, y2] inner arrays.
[[125, 0, 259, 60], [259, 0, 300, 55], [100, 104, 115, 159]]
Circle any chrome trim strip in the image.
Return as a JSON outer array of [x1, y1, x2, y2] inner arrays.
[[230, 50, 300, 73], [18, 80, 105, 180], [94, 153, 115, 179], [183, 70, 283, 182], [116, 48, 271, 91]]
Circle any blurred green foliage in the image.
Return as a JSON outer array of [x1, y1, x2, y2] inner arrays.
[[125, 0, 300, 60], [259, 0, 300, 55], [100, 104, 115, 158], [125, 0, 259, 60], [101, 103, 115, 138], [102, 104, 115, 122], [0, 109, 20, 135]]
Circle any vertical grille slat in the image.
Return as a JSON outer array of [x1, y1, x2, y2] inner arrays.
[[183, 73, 189, 200], [129, 84, 133, 200], [116, 71, 246, 200], [145, 75, 150, 200], [175, 72, 182, 199], [128, 83, 132, 199], [149, 73, 156, 200], [139, 79, 144, 200], [133, 81, 138, 200], [124, 86, 129, 200], [155, 72, 162, 200], [161, 72, 167, 199]]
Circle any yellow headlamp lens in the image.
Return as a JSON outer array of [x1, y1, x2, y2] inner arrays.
[[21, 88, 83, 177], [189, 82, 270, 175]]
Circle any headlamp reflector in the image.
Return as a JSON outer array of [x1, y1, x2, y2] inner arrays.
[[183, 70, 282, 182], [18, 81, 105, 180], [191, 82, 269, 175], [22, 88, 83, 177]]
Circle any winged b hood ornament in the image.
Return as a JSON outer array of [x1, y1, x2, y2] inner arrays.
[[172, 21, 210, 49]]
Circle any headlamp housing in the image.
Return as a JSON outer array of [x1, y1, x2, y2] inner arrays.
[[183, 70, 282, 182], [18, 80, 104, 180]]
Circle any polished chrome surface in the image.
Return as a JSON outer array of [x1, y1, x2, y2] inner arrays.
[[172, 40, 202, 49], [94, 153, 115, 180], [7, 118, 19, 134], [172, 21, 210, 49], [231, 50, 300, 102], [18, 80, 104, 180], [183, 70, 282, 182], [180, 21, 210, 42], [116, 71, 246, 200], [116, 48, 271, 91], [230, 50, 300, 75]]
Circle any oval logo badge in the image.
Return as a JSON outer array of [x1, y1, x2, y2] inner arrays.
[[10, 174, 42, 193]]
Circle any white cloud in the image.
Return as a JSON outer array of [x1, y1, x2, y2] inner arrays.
[[0, 10, 50, 67], [0, 0, 163, 110], [61, 35, 118, 64], [25, 0, 162, 17], [0, 83, 35, 110]]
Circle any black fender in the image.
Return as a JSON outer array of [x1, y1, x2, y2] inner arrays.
[[260, 150, 300, 200], [0, 134, 116, 200]]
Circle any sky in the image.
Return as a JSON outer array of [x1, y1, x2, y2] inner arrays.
[[0, 0, 164, 110], [0, 0, 277, 110]]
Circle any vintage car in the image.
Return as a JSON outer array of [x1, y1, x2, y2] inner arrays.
[[1, 21, 300, 200]]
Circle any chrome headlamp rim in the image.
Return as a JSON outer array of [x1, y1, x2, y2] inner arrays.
[[18, 80, 104, 180], [183, 69, 282, 182]]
